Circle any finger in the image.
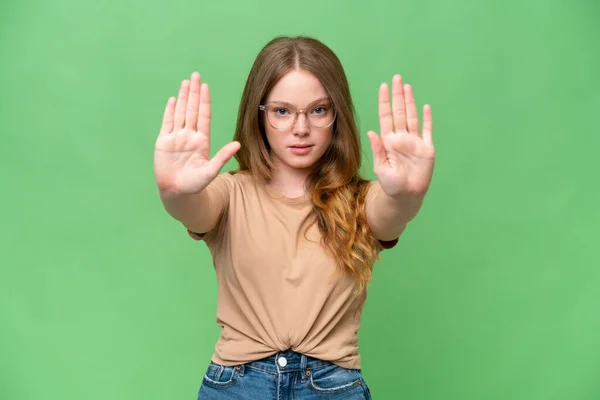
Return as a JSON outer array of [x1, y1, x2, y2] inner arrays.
[[391, 75, 407, 133], [197, 83, 211, 135], [367, 131, 387, 168], [173, 79, 190, 130], [378, 83, 394, 136], [404, 84, 419, 135], [206, 141, 241, 176], [185, 72, 201, 130], [159, 97, 176, 135], [422, 104, 433, 145]]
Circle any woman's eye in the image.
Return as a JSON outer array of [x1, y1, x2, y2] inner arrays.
[[312, 106, 329, 115], [275, 108, 289, 116]]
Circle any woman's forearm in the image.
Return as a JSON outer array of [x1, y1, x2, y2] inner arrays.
[[366, 182, 424, 241], [159, 188, 223, 234]]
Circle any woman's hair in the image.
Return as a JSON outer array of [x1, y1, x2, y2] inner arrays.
[[233, 36, 379, 294]]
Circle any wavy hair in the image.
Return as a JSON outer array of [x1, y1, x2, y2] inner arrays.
[[233, 36, 379, 294]]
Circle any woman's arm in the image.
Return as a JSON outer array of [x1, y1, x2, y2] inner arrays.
[[154, 72, 239, 234], [366, 181, 424, 241], [365, 75, 435, 242], [159, 175, 230, 234]]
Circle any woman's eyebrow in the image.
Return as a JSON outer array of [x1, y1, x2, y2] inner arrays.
[[269, 97, 331, 107]]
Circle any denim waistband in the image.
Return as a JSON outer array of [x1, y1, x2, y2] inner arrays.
[[243, 350, 332, 374]]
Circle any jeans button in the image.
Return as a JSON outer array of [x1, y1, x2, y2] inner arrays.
[[277, 356, 288, 367]]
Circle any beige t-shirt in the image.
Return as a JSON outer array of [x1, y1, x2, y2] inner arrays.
[[188, 172, 397, 369]]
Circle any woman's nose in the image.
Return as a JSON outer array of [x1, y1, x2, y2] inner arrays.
[[293, 112, 309, 135]]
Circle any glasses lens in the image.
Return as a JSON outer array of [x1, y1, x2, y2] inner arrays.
[[267, 106, 294, 130], [308, 104, 335, 128]]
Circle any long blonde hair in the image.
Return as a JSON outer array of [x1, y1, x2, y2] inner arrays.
[[233, 36, 379, 294]]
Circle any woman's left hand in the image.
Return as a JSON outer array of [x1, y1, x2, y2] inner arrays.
[[367, 75, 435, 199]]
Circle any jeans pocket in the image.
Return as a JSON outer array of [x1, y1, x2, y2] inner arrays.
[[308, 364, 364, 395], [202, 362, 239, 390]]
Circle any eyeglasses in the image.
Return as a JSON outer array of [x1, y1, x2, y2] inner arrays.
[[259, 100, 336, 131]]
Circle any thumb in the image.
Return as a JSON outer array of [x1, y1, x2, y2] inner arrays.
[[367, 131, 386, 168], [207, 141, 241, 176]]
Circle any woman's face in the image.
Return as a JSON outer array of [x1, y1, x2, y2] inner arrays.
[[262, 69, 334, 174]]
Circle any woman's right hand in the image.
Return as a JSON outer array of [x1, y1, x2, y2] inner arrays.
[[154, 72, 240, 196]]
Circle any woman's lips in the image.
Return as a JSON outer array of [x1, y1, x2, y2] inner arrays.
[[288, 144, 314, 155]]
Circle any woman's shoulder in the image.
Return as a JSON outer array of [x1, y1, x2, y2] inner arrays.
[[215, 170, 255, 186], [210, 171, 261, 197]]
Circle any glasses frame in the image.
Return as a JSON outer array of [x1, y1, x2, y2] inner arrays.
[[258, 100, 337, 131]]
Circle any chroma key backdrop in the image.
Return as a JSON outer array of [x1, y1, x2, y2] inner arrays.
[[1, 0, 599, 399]]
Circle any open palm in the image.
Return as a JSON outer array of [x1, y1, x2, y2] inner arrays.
[[154, 72, 240, 195], [367, 75, 435, 198]]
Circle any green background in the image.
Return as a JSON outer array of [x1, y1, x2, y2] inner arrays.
[[1, 0, 599, 399]]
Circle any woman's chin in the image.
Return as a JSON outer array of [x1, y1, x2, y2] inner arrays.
[[287, 158, 320, 171], [272, 152, 324, 172]]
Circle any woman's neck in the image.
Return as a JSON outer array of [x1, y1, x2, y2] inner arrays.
[[268, 164, 311, 198]]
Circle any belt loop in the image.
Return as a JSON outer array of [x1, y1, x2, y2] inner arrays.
[[300, 354, 308, 383]]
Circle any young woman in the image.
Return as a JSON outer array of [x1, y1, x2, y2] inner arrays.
[[154, 36, 435, 399]]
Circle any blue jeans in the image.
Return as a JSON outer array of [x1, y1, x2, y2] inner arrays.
[[197, 350, 372, 399]]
